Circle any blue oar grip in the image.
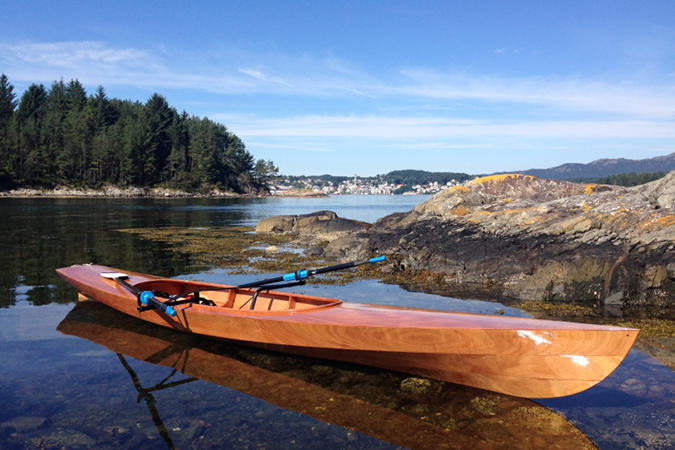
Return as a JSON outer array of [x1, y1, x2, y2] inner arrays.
[[139, 291, 154, 305], [139, 291, 177, 317], [283, 270, 308, 281], [369, 256, 386, 263]]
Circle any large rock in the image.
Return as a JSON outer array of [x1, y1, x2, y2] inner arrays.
[[256, 210, 370, 237], [392, 173, 674, 308], [260, 173, 675, 309]]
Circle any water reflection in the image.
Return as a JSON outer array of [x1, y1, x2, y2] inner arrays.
[[56, 301, 594, 449], [2, 197, 673, 448], [0, 196, 425, 308], [539, 350, 675, 448], [117, 353, 197, 449]]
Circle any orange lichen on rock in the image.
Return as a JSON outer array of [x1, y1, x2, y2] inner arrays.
[[583, 184, 600, 194], [524, 215, 547, 225], [469, 174, 534, 185], [449, 206, 470, 216], [640, 214, 675, 229], [446, 185, 469, 193]]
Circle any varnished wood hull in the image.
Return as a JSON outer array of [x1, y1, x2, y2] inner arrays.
[[55, 264, 639, 398], [57, 301, 596, 448]]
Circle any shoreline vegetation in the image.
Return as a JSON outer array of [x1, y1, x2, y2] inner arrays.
[[2, 167, 668, 198]]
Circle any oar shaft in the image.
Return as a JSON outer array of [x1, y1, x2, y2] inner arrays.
[[236, 256, 386, 288], [313, 256, 386, 275], [164, 256, 387, 299]]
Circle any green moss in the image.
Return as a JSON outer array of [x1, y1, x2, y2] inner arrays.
[[615, 319, 675, 338], [518, 300, 597, 318]]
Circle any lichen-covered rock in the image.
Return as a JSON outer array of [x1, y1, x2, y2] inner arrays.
[[260, 172, 674, 310], [256, 210, 369, 238], [255, 215, 298, 233]]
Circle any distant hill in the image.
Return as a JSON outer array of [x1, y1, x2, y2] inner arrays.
[[280, 154, 674, 189], [515, 153, 675, 180], [382, 170, 472, 185]]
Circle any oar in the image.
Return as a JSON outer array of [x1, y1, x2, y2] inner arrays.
[[101, 272, 177, 317], [165, 256, 387, 301], [236, 256, 387, 289]]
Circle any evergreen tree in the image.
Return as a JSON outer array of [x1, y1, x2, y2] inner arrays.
[[142, 94, 175, 184], [0, 74, 16, 132], [188, 117, 221, 185], [120, 104, 147, 185], [14, 84, 48, 185], [60, 80, 91, 183], [0, 74, 17, 186], [65, 80, 87, 112], [90, 85, 118, 130], [1, 77, 275, 192], [44, 80, 68, 184], [167, 111, 191, 185], [224, 135, 256, 192], [255, 159, 279, 191]]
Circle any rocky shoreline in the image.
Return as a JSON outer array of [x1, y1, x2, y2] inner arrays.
[[256, 172, 675, 312], [269, 188, 329, 198], [0, 185, 247, 198], [0, 185, 333, 198]]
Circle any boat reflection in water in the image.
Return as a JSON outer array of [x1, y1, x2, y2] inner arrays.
[[57, 301, 594, 449]]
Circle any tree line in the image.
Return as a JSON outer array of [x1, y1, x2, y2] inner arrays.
[[383, 169, 472, 186], [0, 74, 278, 192], [569, 171, 667, 187]]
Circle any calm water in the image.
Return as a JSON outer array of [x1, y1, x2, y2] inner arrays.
[[0, 196, 672, 449]]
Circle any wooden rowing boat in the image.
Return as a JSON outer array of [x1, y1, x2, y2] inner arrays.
[[57, 300, 595, 448], [55, 263, 639, 398]]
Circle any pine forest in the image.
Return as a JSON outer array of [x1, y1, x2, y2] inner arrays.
[[0, 74, 278, 193]]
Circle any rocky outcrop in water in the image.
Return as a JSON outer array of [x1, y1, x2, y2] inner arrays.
[[256, 210, 370, 236], [258, 172, 675, 309]]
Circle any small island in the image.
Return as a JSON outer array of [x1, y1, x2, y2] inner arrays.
[[0, 74, 279, 196]]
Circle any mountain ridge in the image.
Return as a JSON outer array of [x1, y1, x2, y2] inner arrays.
[[511, 152, 675, 180], [283, 153, 674, 182]]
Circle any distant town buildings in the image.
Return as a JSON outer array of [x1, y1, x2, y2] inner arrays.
[[271, 175, 459, 195]]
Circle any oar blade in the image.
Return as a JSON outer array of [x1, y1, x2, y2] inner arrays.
[[101, 272, 129, 279]]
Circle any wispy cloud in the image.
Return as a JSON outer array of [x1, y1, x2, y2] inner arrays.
[[0, 41, 151, 68], [224, 114, 675, 140], [245, 141, 333, 153], [0, 40, 256, 92], [393, 69, 675, 118], [237, 67, 293, 87], [2, 39, 674, 122]]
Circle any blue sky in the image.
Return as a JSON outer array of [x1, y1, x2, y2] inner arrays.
[[1, 0, 673, 175]]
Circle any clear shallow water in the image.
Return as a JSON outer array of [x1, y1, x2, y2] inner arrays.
[[118, 194, 430, 227], [0, 196, 673, 449]]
